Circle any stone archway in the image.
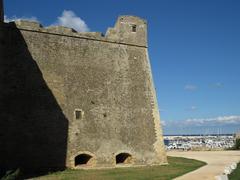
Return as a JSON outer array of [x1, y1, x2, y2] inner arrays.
[[115, 153, 132, 164]]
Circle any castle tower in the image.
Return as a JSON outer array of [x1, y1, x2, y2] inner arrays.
[[0, 15, 167, 172], [0, 0, 3, 23], [106, 16, 147, 47]]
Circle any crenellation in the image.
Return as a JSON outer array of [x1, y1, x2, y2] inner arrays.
[[4, 15, 148, 47], [78, 32, 104, 39], [46, 26, 77, 34], [6, 20, 106, 42], [11, 20, 43, 31]]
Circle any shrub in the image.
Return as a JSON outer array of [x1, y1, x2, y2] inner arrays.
[[234, 138, 240, 150]]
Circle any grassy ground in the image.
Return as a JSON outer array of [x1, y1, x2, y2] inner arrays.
[[34, 156, 206, 180], [228, 162, 240, 180]]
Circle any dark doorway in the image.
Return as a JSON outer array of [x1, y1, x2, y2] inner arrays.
[[116, 153, 132, 164], [75, 154, 93, 166]]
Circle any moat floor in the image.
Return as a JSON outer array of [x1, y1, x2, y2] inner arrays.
[[168, 150, 240, 180]]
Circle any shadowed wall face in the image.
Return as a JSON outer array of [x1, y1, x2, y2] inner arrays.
[[0, 24, 68, 172]]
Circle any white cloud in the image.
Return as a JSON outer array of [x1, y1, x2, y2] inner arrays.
[[161, 120, 166, 126], [53, 10, 89, 32], [4, 11, 89, 32], [4, 15, 38, 22], [184, 84, 197, 91], [164, 115, 240, 127], [186, 106, 197, 111]]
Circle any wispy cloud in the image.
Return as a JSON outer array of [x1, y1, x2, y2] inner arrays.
[[52, 10, 89, 32], [184, 84, 197, 91], [212, 82, 223, 88], [186, 106, 197, 111], [4, 15, 38, 22], [161, 120, 166, 126], [164, 115, 240, 127]]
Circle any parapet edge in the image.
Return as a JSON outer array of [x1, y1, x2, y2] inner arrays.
[[3, 15, 148, 48], [7, 20, 105, 40]]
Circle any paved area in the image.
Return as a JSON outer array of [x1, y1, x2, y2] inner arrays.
[[167, 151, 240, 180]]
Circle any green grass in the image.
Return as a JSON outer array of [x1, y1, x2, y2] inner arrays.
[[34, 156, 206, 180], [228, 162, 240, 180]]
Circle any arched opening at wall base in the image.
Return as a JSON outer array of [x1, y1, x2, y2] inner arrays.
[[74, 154, 93, 167], [115, 153, 133, 165]]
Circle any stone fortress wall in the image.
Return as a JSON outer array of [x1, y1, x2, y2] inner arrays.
[[0, 2, 166, 171]]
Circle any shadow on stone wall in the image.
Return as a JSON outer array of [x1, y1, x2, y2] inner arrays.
[[0, 23, 68, 178]]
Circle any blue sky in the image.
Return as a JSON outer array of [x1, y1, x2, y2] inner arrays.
[[4, 0, 240, 134]]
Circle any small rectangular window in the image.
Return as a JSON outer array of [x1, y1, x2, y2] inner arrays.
[[132, 25, 137, 32], [75, 110, 83, 120]]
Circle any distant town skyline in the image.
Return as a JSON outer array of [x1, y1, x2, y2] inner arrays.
[[4, 0, 240, 134]]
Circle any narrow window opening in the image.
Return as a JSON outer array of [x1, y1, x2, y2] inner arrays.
[[75, 110, 83, 120], [132, 25, 137, 32], [116, 153, 132, 164], [75, 154, 93, 166]]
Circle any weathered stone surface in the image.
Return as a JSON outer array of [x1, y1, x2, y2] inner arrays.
[[0, 15, 167, 171]]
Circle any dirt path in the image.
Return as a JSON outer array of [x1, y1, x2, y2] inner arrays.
[[167, 150, 240, 180]]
